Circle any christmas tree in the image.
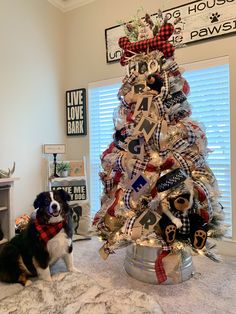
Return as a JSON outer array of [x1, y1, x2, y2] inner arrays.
[[93, 10, 225, 284]]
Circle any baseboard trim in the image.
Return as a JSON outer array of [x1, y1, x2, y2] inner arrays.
[[217, 238, 236, 256]]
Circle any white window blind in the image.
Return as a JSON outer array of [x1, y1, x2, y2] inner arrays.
[[89, 60, 231, 236], [89, 81, 121, 216], [184, 61, 231, 236]]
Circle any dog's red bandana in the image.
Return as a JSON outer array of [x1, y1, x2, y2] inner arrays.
[[35, 219, 66, 244]]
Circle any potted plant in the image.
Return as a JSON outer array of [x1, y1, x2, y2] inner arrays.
[[56, 161, 70, 177]]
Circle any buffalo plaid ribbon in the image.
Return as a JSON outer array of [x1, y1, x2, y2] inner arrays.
[[185, 151, 205, 168], [153, 120, 164, 151], [172, 139, 189, 152], [124, 216, 136, 236], [104, 177, 114, 193], [120, 98, 131, 109], [155, 241, 172, 284], [116, 154, 125, 172], [173, 152, 191, 176], [192, 168, 215, 183], [153, 97, 166, 118], [124, 189, 133, 209], [157, 123, 201, 175], [184, 123, 196, 145], [119, 24, 175, 65], [174, 212, 191, 235], [194, 180, 213, 219], [131, 160, 148, 179], [35, 219, 66, 244]]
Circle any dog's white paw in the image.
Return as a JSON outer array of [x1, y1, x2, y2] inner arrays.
[[52, 272, 67, 281], [25, 279, 33, 287], [68, 266, 80, 273], [39, 276, 52, 282]]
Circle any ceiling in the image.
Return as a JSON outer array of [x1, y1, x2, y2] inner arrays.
[[48, 0, 96, 12]]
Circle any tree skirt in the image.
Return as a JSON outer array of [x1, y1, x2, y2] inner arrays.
[[0, 272, 163, 314]]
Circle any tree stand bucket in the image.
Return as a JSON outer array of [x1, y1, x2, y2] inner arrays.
[[124, 244, 193, 285]]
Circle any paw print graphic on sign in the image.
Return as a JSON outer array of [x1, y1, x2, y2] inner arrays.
[[210, 13, 220, 23]]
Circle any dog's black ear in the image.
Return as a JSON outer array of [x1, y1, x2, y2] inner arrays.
[[57, 189, 71, 202], [33, 192, 46, 209]]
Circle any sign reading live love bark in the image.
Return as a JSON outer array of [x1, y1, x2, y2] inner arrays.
[[105, 0, 236, 63], [66, 88, 87, 136]]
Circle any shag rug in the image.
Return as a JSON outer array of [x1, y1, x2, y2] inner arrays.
[[0, 272, 163, 314], [1, 238, 236, 313]]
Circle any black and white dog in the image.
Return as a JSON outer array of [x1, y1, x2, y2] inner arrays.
[[0, 189, 77, 286]]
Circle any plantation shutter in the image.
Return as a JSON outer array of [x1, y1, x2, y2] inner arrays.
[[184, 59, 231, 236], [89, 58, 231, 236], [89, 80, 121, 216]]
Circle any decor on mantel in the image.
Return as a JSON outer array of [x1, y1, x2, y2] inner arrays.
[[0, 162, 15, 178], [93, 8, 226, 285]]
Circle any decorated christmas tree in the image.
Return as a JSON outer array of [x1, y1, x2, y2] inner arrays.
[[93, 10, 225, 284]]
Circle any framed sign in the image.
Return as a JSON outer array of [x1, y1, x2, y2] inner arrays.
[[51, 183, 87, 201], [105, 0, 236, 63], [66, 88, 87, 136]]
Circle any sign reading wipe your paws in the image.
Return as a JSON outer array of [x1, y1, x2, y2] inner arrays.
[[66, 88, 87, 136]]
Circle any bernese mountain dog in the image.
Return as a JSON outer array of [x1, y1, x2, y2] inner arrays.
[[0, 189, 77, 286]]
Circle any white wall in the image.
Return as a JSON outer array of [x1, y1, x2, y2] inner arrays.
[[0, 0, 65, 215], [64, 0, 236, 240]]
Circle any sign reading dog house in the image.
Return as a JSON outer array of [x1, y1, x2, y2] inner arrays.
[[66, 88, 87, 136], [105, 0, 236, 63]]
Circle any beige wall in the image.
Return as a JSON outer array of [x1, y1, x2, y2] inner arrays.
[[64, 0, 236, 239], [1, 0, 235, 241], [0, 0, 65, 215]]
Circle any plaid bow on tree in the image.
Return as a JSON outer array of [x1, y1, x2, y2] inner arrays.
[[119, 23, 175, 66]]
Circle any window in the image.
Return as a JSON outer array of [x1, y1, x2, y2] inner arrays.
[[89, 79, 121, 216], [184, 58, 231, 236], [89, 58, 231, 236]]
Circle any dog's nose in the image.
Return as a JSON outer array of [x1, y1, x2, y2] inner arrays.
[[49, 201, 61, 216], [51, 203, 58, 211]]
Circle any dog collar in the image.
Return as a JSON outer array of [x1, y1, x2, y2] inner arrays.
[[35, 219, 66, 244]]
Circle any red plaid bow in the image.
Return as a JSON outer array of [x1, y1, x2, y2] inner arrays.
[[35, 219, 66, 244], [119, 23, 175, 66]]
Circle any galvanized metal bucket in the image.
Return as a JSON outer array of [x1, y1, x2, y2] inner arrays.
[[124, 244, 193, 285]]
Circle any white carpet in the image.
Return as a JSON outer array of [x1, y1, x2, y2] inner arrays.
[[0, 237, 236, 314], [0, 272, 162, 314]]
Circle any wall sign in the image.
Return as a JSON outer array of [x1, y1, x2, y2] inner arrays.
[[105, 0, 236, 63], [66, 88, 87, 136], [51, 185, 87, 201]]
